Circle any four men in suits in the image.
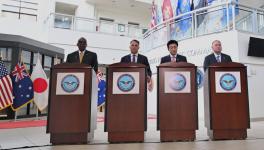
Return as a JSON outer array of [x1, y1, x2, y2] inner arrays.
[[203, 40, 232, 71], [160, 40, 187, 64], [66, 37, 232, 87], [66, 37, 98, 73]]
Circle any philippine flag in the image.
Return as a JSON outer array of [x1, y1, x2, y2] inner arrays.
[[31, 56, 49, 111]]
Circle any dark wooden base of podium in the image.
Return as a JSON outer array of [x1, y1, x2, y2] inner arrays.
[[50, 133, 88, 145], [160, 130, 195, 142], [208, 129, 247, 140], [108, 132, 144, 143]]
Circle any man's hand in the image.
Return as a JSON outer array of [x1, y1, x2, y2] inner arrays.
[[147, 76, 153, 92]]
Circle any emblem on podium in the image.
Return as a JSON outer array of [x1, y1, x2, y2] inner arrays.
[[220, 73, 237, 91], [165, 71, 191, 93], [197, 69, 204, 89], [215, 72, 241, 93], [56, 73, 85, 95], [117, 74, 135, 92], [61, 74, 80, 93], [169, 73, 187, 91], [113, 72, 139, 94]]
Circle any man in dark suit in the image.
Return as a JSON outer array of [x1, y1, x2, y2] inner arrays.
[[203, 40, 232, 71], [66, 37, 98, 73], [160, 40, 187, 64], [120, 39, 152, 82]]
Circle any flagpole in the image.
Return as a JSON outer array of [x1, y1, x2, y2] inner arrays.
[[36, 107, 39, 120], [14, 111, 17, 121], [55, 54, 58, 65], [0, 51, 2, 61]]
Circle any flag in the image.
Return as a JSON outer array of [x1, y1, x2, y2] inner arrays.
[[176, 0, 192, 35], [97, 71, 106, 107], [11, 62, 33, 111], [156, 0, 164, 24], [193, 0, 208, 27], [162, 0, 176, 39], [150, 0, 157, 28], [0, 60, 13, 110], [98, 79, 106, 107], [31, 57, 49, 111], [162, 0, 174, 21]]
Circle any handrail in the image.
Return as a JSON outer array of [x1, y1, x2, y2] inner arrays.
[[143, 0, 264, 38]]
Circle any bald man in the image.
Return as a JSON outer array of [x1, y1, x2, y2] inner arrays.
[[66, 37, 98, 72]]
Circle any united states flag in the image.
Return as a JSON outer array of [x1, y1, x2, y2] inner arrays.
[[0, 61, 13, 110]]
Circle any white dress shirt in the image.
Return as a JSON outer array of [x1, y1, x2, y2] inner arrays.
[[170, 54, 178, 62], [130, 53, 138, 62], [214, 53, 221, 62]]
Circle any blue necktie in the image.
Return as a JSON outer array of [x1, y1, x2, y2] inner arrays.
[[216, 55, 221, 63]]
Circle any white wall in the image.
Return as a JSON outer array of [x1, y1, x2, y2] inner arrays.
[[47, 28, 142, 64], [236, 32, 264, 119], [0, 18, 48, 42], [96, 8, 150, 27], [144, 31, 264, 120]]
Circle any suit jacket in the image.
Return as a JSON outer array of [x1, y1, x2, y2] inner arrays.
[[120, 54, 152, 77], [66, 50, 98, 72], [203, 53, 232, 71], [160, 54, 187, 64]]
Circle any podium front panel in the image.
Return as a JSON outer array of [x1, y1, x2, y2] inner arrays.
[[106, 67, 147, 132], [208, 67, 250, 130], [48, 68, 92, 133], [158, 67, 198, 131]]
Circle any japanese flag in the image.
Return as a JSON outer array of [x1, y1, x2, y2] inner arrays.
[[31, 57, 49, 111]]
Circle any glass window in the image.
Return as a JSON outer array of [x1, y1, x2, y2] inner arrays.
[[54, 14, 73, 29], [0, 47, 12, 61], [44, 55, 52, 67], [33, 53, 42, 65], [44, 68, 51, 78], [21, 50, 31, 64]]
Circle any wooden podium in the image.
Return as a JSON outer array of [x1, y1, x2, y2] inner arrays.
[[105, 63, 147, 143], [47, 63, 98, 145], [204, 62, 250, 140], [157, 62, 198, 141]]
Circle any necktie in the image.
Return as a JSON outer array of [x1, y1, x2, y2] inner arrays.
[[216, 55, 221, 63], [80, 52, 84, 63], [132, 55, 136, 63], [172, 56, 176, 62]]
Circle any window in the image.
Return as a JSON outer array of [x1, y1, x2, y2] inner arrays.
[[33, 52, 42, 65], [54, 2, 77, 29], [0, 47, 12, 72], [21, 50, 31, 72], [44, 55, 52, 78]]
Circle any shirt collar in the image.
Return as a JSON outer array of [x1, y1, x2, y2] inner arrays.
[[79, 50, 86, 54], [170, 54, 177, 58], [213, 52, 221, 58], [131, 53, 138, 57]]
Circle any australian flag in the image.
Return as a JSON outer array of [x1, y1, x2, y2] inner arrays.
[[97, 72, 106, 107], [97, 79, 106, 107], [11, 62, 34, 111]]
